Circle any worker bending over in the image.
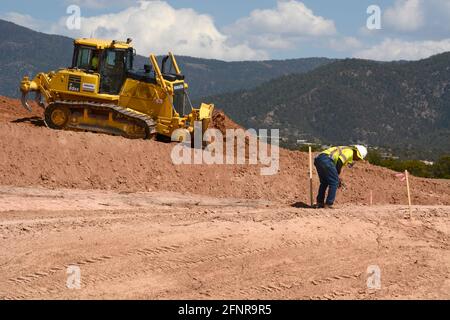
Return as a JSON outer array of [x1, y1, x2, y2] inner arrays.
[[314, 145, 368, 209]]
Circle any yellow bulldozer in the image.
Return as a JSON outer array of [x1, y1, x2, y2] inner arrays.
[[19, 38, 214, 140]]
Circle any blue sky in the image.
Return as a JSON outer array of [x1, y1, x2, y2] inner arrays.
[[1, 0, 449, 61]]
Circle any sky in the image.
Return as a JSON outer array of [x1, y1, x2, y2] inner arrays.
[[1, 0, 450, 61]]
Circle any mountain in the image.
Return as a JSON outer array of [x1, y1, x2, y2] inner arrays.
[[0, 20, 73, 97], [0, 19, 332, 98], [204, 53, 450, 160], [136, 55, 332, 98]]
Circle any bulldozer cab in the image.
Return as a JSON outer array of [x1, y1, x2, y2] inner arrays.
[[71, 39, 134, 95]]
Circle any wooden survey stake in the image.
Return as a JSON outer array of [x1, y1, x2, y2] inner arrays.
[[309, 147, 313, 207], [405, 170, 412, 218]]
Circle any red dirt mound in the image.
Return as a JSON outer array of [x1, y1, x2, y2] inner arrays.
[[0, 96, 449, 205], [211, 109, 243, 133]]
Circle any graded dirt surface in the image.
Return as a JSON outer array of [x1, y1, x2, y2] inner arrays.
[[0, 96, 449, 300], [0, 186, 449, 300]]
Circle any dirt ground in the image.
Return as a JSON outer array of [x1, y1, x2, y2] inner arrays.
[[0, 186, 449, 300], [0, 96, 449, 300]]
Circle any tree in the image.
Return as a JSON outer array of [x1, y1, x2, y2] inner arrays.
[[433, 156, 450, 179]]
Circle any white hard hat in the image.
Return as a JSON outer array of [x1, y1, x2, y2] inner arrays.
[[353, 145, 368, 160]]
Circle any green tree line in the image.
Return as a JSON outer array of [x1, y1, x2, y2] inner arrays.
[[366, 150, 450, 179]]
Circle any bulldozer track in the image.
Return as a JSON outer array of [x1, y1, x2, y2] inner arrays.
[[45, 100, 157, 139]]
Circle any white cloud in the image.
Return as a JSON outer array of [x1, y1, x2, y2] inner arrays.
[[225, 0, 336, 50], [66, 0, 138, 9], [54, 1, 268, 60], [384, 0, 425, 32], [0, 12, 47, 31], [329, 37, 363, 52], [354, 38, 450, 61], [355, 0, 450, 60], [4, 1, 267, 61], [229, 0, 336, 36], [360, 0, 450, 37], [251, 35, 295, 50]]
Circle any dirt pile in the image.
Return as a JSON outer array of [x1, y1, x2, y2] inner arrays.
[[0, 96, 449, 205], [211, 109, 243, 133]]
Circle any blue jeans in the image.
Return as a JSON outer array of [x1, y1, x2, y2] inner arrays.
[[314, 154, 340, 206]]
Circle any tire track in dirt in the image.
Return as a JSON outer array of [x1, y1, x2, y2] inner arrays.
[[1, 233, 242, 299], [3, 236, 347, 299], [0, 209, 181, 238], [204, 253, 367, 300], [231, 263, 446, 300]]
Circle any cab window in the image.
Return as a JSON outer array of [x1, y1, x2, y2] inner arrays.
[[106, 50, 117, 66], [99, 49, 128, 94], [125, 49, 133, 70], [75, 47, 93, 70]]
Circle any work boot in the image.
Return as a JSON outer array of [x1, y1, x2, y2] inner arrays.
[[324, 204, 335, 209], [313, 203, 325, 209]]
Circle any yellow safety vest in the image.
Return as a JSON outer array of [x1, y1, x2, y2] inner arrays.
[[91, 56, 99, 70], [322, 146, 354, 166]]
